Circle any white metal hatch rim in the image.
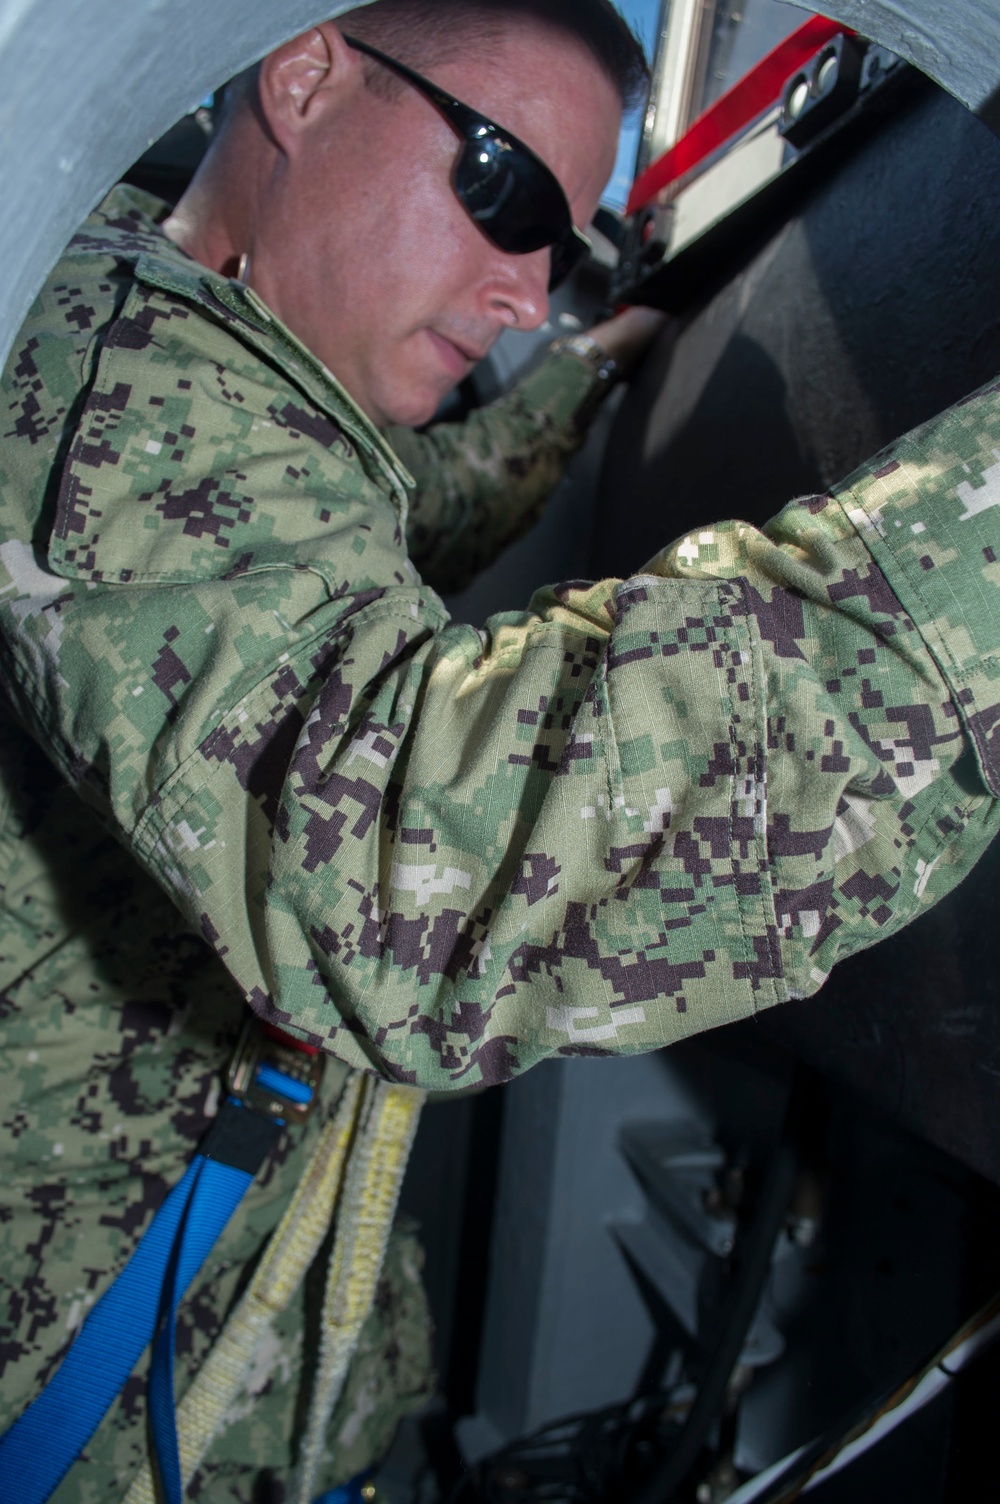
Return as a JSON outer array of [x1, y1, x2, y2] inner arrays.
[[0, 0, 997, 366]]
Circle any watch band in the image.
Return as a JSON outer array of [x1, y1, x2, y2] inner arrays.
[[550, 331, 619, 385]]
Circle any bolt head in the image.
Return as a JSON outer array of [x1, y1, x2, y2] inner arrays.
[[817, 53, 840, 95], [788, 77, 810, 119]]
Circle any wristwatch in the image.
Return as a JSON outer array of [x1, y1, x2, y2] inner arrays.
[[550, 331, 619, 386]]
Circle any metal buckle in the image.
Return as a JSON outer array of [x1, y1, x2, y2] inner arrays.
[[225, 1018, 326, 1124]]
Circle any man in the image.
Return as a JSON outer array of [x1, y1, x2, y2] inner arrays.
[[0, 4, 654, 1500], [0, 0, 998, 1499]]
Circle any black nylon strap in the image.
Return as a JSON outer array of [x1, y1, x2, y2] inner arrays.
[[200, 1099, 282, 1176]]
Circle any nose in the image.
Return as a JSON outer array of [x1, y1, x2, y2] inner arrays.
[[485, 248, 551, 333]]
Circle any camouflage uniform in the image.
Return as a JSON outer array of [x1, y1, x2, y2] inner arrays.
[[0, 187, 630, 1500], [1, 184, 999, 1496]]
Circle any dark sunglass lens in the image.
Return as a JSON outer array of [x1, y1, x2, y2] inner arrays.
[[454, 136, 565, 256], [548, 245, 570, 292], [455, 142, 520, 235], [548, 235, 587, 291]]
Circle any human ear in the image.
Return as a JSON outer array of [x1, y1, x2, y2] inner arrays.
[[256, 23, 361, 152]]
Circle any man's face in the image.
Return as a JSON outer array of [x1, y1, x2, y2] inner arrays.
[[248, 21, 622, 428]]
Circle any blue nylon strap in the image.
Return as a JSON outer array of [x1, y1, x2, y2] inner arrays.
[[148, 1156, 252, 1504], [0, 1149, 253, 1504], [314, 1474, 373, 1503], [255, 1062, 315, 1107]]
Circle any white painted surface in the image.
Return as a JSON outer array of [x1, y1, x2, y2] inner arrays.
[[791, 1, 1000, 116], [0, 0, 370, 365]]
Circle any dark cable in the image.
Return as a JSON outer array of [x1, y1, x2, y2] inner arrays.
[[626, 1079, 803, 1504], [445, 1077, 808, 1504]]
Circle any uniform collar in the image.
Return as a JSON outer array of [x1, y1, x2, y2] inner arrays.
[[89, 186, 415, 506]]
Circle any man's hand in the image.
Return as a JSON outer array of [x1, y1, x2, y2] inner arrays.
[[588, 305, 668, 380]]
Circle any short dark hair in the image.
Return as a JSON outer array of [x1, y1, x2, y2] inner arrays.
[[221, 1, 648, 130], [341, 0, 648, 111]]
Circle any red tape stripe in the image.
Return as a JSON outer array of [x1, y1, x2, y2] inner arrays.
[[627, 14, 851, 215]]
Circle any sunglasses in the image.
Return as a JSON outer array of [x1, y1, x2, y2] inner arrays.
[[344, 35, 591, 291]]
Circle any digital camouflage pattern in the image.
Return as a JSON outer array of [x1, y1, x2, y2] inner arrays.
[[387, 365, 606, 594], [0, 765, 433, 1502], [1, 185, 999, 1495], [0, 185, 615, 1500]]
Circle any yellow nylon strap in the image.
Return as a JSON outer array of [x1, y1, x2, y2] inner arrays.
[[121, 1071, 367, 1504], [293, 1078, 426, 1504]]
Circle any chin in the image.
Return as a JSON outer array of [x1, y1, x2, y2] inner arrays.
[[382, 384, 454, 431]]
